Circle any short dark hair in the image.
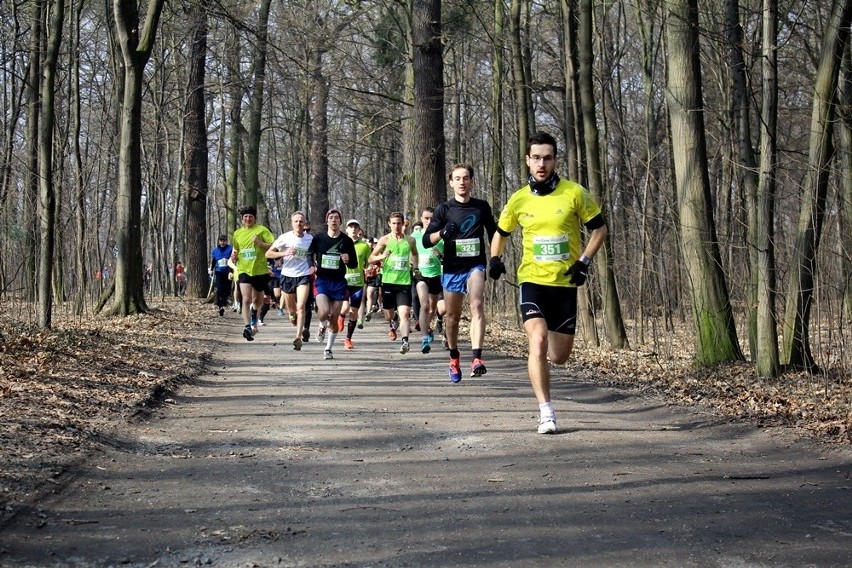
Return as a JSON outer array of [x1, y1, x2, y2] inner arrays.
[[526, 132, 558, 157], [448, 163, 474, 180], [239, 205, 257, 217]]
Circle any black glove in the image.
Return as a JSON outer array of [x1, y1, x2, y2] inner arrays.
[[440, 222, 460, 241], [565, 259, 589, 286], [488, 256, 506, 280]]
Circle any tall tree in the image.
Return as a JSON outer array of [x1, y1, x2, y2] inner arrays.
[[242, 0, 273, 209], [24, 0, 43, 303], [842, 47, 852, 324], [308, 40, 330, 219], [183, 0, 210, 298], [782, 0, 852, 371], [509, 0, 532, 180], [753, 0, 781, 377], [664, 0, 743, 364], [727, 0, 779, 376], [578, 0, 629, 349], [37, 0, 65, 328], [108, 0, 166, 316], [413, 0, 445, 211], [489, 0, 505, 203]]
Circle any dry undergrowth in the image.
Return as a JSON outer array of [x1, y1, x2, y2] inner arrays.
[[1, 299, 849, 527]]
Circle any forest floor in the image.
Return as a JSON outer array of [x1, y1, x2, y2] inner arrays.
[[0, 296, 849, 529]]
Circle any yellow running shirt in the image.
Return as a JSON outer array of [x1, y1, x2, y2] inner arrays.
[[497, 178, 601, 287]]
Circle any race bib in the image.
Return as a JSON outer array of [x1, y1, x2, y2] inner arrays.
[[216, 258, 228, 268], [321, 253, 340, 270], [455, 238, 480, 258], [389, 255, 409, 271], [532, 236, 569, 261], [240, 247, 256, 262], [345, 272, 364, 286]]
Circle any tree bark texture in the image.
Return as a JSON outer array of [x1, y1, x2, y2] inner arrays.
[[108, 0, 165, 316], [782, 0, 852, 371], [754, 0, 780, 377], [183, 0, 210, 299], [665, 0, 743, 364], [37, 0, 64, 329], [578, 0, 628, 349], [413, 0, 446, 212]]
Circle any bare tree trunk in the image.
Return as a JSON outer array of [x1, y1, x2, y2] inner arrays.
[[242, 0, 272, 209], [727, 0, 779, 376], [37, 0, 64, 329], [224, 23, 241, 233], [665, 0, 743, 364], [399, 0, 416, 212], [70, 0, 87, 316], [183, 0, 210, 298], [308, 44, 330, 220], [489, 0, 505, 203], [108, 0, 166, 316], [510, 0, 532, 181], [634, 0, 663, 344], [754, 0, 781, 377], [782, 0, 852, 372], [578, 0, 629, 349], [561, 0, 585, 184], [413, 0, 446, 212], [842, 47, 852, 324], [24, 0, 43, 304]]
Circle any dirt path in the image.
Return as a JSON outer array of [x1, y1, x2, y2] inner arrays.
[[1, 312, 850, 567]]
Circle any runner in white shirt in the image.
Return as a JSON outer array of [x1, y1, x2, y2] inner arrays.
[[266, 211, 314, 350]]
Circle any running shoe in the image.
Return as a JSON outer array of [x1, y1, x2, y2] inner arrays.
[[426, 330, 434, 343], [232, 301, 239, 312], [400, 340, 410, 355], [442, 336, 449, 350], [414, 321, 421, 332], [470, 358, 487, 377], [365, 312, 372, 322], [356, 319, 364, 329], [388, 328, 397, 341], [302, 329, 310, 342], [435, 318, 444, 335], [421, 336, 431, 354], [289, 313, 297, 326], [293, 337, 302, 351], [219, 307, 225, 316], [538, 417, 558, 435], [258, 320, 265, 327], [278, 308, 285, 317], [448, 357, 462, 383], [318, 326, 326, 341], [249, 308, 257, 328], [324, 349, 334, 360], [344, 338, 354, 350], [243, 325, 254, 342]]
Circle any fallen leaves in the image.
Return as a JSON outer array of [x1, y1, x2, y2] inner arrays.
[[0, 301, 212, 523]]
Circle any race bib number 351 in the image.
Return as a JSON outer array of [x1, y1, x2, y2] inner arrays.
[[532, 236, 569, 261]]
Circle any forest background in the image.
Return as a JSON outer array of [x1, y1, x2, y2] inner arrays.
[[0, 0, 850, 453]]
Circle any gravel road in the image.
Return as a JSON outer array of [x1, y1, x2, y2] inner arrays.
[[2, 312, 850, 567]]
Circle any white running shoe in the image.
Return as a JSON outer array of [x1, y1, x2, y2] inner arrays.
[[537, 417, 557, 434], [324, 349, 333, 360], [400, 341, 410, 355]]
